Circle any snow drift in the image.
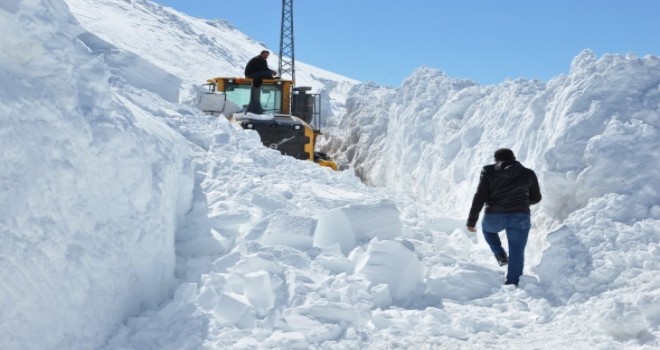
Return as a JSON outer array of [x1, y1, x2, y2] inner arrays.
[[0, 1, 192, 349], [328, 50, 660, 304], [2, 0, 660, 349]]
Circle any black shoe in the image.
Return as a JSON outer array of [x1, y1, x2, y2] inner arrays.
[[495, 254, 508, 266]]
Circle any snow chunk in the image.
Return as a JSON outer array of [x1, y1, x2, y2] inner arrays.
[[244, 271, 276, 317], [313, 199, 402, 256], [426, 264, 503, 301], [262, 331, 307, 349], [313, 208, 356, 255], [343, 199, 402, 241], [354, 240, 424, 301], [214, 292, 255, 328], [261, 215, 316, 250]]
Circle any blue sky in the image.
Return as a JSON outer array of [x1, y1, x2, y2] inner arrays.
[[153, 0, 660, 86]]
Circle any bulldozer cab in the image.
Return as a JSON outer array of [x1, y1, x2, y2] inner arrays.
[[207, 77, 288, 115], [206, 77, 322, 130], [202, 77, 336, 170]]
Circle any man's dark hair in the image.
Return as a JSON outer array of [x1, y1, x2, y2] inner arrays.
[[260, 50, 270, 55], [494, 148, 516, 162]]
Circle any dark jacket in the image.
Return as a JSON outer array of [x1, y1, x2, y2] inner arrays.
[[244, 56, 271, 77], [467, 160, 541, 227]]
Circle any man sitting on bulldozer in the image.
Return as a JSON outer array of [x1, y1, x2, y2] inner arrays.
[[244, 50, 278, 114]]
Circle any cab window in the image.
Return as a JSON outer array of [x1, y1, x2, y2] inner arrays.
[[225, 83, 282, 114]]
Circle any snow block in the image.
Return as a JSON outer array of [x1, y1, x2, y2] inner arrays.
[[313, 208, 356, 255], [261, 215, 316, 250], [425, 265, 503, 301], [197, 286, 219, 311], [244, 271, 276, 317], [313, 199, 402, 256], [263, 331, 308, 349], [214, 292, 256, 328], [303, 300, 359, 323], [342, 199, 402, 241], [354, 240, 424, 301], [369, 283, 394, 308], [283, 313, 346, 343], [314, 252, 354, 274]]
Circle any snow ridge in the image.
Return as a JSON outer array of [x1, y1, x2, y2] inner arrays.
[[2, 0, 660, 349], [1, 1, 193, 349]]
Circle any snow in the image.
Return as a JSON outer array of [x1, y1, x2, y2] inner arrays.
[[1, 0, 659, 349]]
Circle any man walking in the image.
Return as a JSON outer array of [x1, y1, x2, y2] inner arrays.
[[466, 148, 542, 286]]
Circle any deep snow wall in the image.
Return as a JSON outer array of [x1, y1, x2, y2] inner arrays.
[[331, 51, 660, 226], [328, 51, 660, 303], [0, 1, 193, 349]]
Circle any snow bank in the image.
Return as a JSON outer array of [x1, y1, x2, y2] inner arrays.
[[0, 1, 193, 349], [536, 193, 660, 304], [4, 0, 660, 348], [330, 50, 660, 303], [76, 31, 182, 103], [331, 51, 660, 225]]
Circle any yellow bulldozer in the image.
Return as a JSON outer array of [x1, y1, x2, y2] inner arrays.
[[200, 77, 337, 170]]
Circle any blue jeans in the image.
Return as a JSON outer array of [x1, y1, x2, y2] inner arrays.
[[481, 212, 531, 285]]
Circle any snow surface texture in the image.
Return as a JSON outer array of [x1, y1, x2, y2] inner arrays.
[[0, 0, 658, 349], [0, 0, 193, 348]]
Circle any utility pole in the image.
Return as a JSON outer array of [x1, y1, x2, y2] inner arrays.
[[278, 0, 295, 83]]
